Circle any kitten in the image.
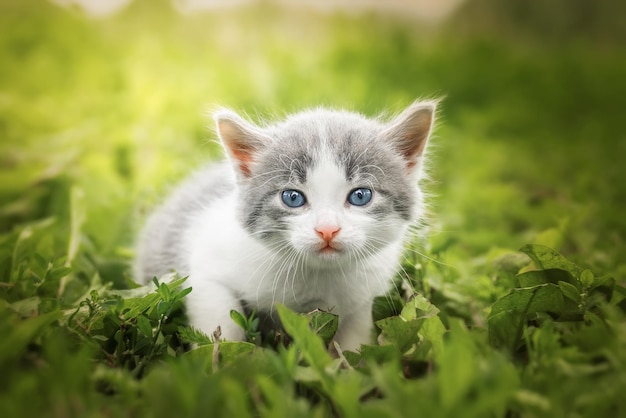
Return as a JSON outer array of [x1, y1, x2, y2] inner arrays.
[[134, 101, 436, 351]]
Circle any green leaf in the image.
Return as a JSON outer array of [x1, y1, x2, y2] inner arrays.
[[519, 244, 583, 278], [275, 304, 333, 373], [32, 253, 49, 272], [376, 316, 425, 353], [185, 342, 256, 372], [9, 297, 41, 317], [374, 293, 445, 359], [610, 283, 626, 306], [359, 344, 400, 364], [517, 270, 548, 287], [589, 275, 617, 303], [488, 284, 564, 350], [514, 390, 551, 413], [133, 335, 153, 356], [0, 309, 62, 370], [516, 269, 576, 287], [254, 375, 311, 417], [156, 300, 171, 318], [67, 186, 86, 264], [400, 293, 440, 321], [157, 282, 171, 300], [173, 286, 192, 302], [558, 281, 581, 303], [342, 350, 364, 367], [230, 310, 247, 330], [177, 326, 212, 346], [490, 284, 565, 317], [120, 295, 158, 320], [580, 269, 594, 288], [306, 309, 338, 345], [437, 319, 477, 407], [418, 315, 447, 360], [48, 266, 73, 281], [136, 314, 153, 338]]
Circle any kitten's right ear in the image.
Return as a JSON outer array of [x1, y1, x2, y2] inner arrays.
[[382, 100, 437, 174], [214, 109, 270, 178]]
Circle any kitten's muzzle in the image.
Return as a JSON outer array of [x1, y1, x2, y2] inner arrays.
[[315, 225, 342, 255]]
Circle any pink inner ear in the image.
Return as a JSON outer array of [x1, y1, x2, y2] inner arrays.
[[230, 147, 254, 177], [218, 117, 259, 178], [400, 112, 432, 163], [383, 102, 436, 174]]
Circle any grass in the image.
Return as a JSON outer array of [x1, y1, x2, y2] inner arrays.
[[1, 1, 625, 417]]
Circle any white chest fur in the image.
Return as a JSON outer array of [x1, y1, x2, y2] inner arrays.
[[184, 192, 405, 325]]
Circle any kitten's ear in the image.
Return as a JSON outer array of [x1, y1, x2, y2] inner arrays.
[[214, 109, 270, 178], [383, 100, 437, 173]]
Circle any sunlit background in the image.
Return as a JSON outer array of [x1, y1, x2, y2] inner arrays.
[[1, 0, 625, 283]]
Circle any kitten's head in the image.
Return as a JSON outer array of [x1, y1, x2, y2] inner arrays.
[[214, 102, 436, 265]]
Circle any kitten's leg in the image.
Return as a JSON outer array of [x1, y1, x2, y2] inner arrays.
[[185, 281, 246, 342], [334, 303, 373, 352]]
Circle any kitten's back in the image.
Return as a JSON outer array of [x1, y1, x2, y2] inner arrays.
[[134, 163, 234, 283]]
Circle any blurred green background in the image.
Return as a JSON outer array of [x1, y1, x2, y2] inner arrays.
[[1, 0, 625, 281], [1, 1, 626, 417]]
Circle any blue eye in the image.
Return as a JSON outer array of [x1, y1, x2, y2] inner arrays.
[[281, 190, 306, 208], [348, 188, 372, 206]]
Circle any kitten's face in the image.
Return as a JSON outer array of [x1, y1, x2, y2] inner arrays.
[[270, 153, 413, 265], [215, 104, 435, 265]]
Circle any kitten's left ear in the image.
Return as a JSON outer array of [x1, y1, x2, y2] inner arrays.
[[383, 100, 437, 173], [214, 109, 271, 179]]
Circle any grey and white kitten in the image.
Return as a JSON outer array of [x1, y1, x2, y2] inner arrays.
[[134, 101, 436, 351]]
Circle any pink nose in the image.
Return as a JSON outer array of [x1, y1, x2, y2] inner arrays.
[[315, 226, 341, 242]]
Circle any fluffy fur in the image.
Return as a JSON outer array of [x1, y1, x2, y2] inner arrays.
[[134, 101, 437, 351]]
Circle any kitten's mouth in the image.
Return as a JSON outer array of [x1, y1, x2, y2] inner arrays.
[[318, 244, 341, 255]]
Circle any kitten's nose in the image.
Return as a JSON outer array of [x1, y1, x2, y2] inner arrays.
[[315, 225, 341, 242]]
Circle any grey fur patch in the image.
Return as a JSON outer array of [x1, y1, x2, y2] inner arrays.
[[134, 164, 234, 282]]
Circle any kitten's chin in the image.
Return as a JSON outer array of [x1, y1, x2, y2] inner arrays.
[[317, 246, 342, 259], [302, 245, 345, 265]]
